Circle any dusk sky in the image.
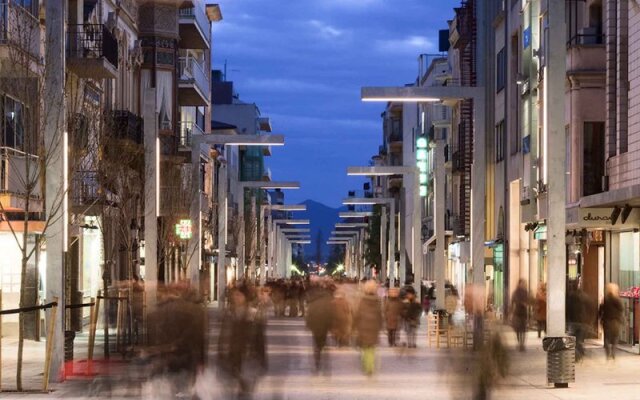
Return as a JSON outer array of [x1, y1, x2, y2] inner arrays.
[[212, 0, 460, 208]]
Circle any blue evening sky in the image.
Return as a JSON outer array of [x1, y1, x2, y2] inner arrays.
[[212, 0, 460, 208]]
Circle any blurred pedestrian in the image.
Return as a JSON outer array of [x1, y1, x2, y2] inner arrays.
[[534, 283, 547, 338], [599, 283, 624, 360], [332, 289, 352, 347], [510, 279, 529, 351], [475, 330, 509, 400], [402, 290, 422, 348], [218, 286, 267, 399], [305, 283, 334, 373], [354, 280, 383, 376], [384, 288, 403, 347], [567, 282, 593, 361], [445, 285, 459, 324]]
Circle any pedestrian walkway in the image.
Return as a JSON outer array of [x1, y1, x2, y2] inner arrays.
[[2, 309, 640, 399]]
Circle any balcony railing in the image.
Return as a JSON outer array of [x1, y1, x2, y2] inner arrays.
[[0, 146, 40, 198], [178, 7, 210, 47], [179, 120, 204, 147], [110, 110, 144, 144], [71, 170, 100, 206], [67, 24, 118, 66], [178, 56, 209, 104], [0, 1, 40, 56]]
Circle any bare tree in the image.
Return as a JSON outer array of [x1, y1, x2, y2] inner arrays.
[[0, 5, 84, 389]]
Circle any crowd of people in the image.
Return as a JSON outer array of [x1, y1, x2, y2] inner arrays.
[[134, 273, 628, 400]]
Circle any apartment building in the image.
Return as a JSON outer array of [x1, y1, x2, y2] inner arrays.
[[0, 0, 220, 338], [211, 71, 273, 279]]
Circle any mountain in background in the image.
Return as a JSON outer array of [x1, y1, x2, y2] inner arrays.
[[299, 199, 344, 263]]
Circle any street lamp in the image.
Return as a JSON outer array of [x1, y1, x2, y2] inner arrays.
[[342, 196, 396, 286], [271, 218, 310, 278], [188, 132, 285, 307], [360, 84, 486, 303], [261, 204, 306, 284], [339, 211, 374, 218], [335, 223, 368, 228], [237, 181, 300, 281]]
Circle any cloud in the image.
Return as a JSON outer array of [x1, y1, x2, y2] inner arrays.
[[375, 35, 436, 54], [244, 78, 348, 94], [308, 19, 345, 39]]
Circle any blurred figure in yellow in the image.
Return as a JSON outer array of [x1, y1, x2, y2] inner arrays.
[[354, 280, 383, 376]]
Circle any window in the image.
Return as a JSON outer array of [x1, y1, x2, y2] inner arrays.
[[496, 48, 506, 92], [495, 120, 505, 162], [583, 122, 605, 196], [2, 96, 25, 151]]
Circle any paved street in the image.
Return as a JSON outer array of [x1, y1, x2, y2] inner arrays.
[[3, 307, 640, 400]]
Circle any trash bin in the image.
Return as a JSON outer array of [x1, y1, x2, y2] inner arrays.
[[542, 336, 575, 387], [64, 330, 76, 376]]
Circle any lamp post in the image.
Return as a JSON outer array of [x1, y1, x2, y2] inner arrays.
[[360, 84, 486, 301], [236, 182, 300, 281], [272, 219, 309, 277], [261, 204, 306, 284], [189, 132, 285, 307], [343, 197, 396, 285]]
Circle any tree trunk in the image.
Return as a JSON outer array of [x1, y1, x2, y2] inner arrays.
[[16, 255, 28, 391]]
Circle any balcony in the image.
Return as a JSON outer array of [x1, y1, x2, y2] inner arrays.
[[566, 35, 605, 77], [70, 170, 100, 212], [432, 104, 451, 126], [388, 131, 403, 153], [0, 147, 42, 212], [0, 1, 40, 58], [178, 7, 210, 49], [178, 120, 205, 148], [110, 111, 144, 144], [66, 24, 118, 79], [178, 56, 209, 106]]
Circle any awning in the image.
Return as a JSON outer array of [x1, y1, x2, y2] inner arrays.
[[0, 220, 46, 234]]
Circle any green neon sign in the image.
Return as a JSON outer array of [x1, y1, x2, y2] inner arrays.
[[175, 219, 193, 240]]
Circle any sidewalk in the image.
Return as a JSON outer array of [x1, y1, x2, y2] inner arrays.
[[1, 327, 133, 392], [492, 330, 640, 399]]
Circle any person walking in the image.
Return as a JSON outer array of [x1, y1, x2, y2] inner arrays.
[[510, 279, 529, 351], [599, 283, 624, 360], [384, 288, 403, 347], [354, 280, 383, 376], [218, 286, 267, 400], [534, 283, 546, 338], [305, 283, 334, 374], [402, 290, 423, 348], [332, 289, 352, 347]]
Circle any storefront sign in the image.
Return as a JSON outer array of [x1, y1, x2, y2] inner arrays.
[[175, 219, 193, 240], [578, 208, 639, 229]]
